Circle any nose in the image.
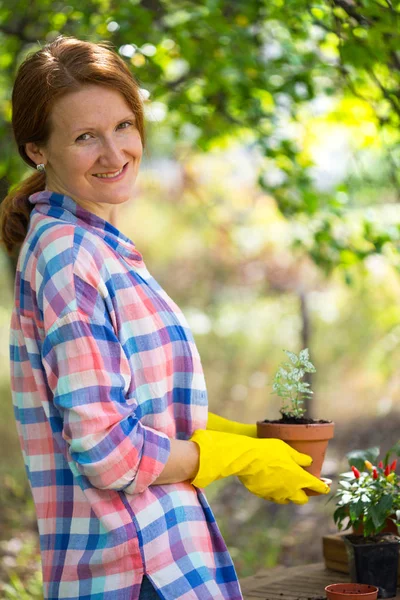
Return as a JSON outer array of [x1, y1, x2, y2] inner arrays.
[[98, 136, 126, 169]]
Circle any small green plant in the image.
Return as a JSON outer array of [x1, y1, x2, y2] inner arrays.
[[272, 348, 316, 419], [333, 443, 400, 538]]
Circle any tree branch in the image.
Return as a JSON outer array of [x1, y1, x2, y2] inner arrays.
[[0, 22, 36, 44], [330, 0, 371, 26], [369, 66, 400, 116]]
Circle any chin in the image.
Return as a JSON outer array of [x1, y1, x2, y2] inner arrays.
[[100, 189, 132, 204], [114, 193, 134, 205]]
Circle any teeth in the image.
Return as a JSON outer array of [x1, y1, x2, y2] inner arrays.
[[94, 166, 124, 179]]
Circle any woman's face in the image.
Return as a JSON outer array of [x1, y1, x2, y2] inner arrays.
[[25, 84, 143, 223]]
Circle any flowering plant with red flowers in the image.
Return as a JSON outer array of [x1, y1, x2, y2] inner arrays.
[[333, 442, 400, 538]]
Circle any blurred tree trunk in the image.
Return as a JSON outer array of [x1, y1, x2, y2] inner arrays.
[[299, 291, 313, 417]]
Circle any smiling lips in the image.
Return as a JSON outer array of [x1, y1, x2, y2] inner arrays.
[[93, 163, 128, 179]]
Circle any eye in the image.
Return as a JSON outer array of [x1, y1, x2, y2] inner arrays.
[[118, 121, 133, 130], [75, 121, 134, 142], [76, 132, 92, 142]]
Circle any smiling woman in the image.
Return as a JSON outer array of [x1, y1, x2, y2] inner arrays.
[[0, 35, 329, 600], [0, 35, 242, 600], [24, 85, 143, 223], [0, 36, 146, 252]]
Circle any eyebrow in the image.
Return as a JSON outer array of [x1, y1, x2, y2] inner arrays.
[[71, 114, 136, 135]]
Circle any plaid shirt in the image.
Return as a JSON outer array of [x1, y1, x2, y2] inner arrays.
[[10, 190, 242, 600]]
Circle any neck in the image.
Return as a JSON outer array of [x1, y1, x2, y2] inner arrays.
[[108, 206, 119, 229]]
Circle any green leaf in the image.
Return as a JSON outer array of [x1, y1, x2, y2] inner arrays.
[[333, 504, 348, 526], [304, 361, 316, 372], [350, 498, 365, 520], [384, 440, 400, 466], [370, 495, 393, 530], [291, 368, 305, 381], [377, 494, 393, 514], [346, 447, 380, 471], [370, 505, 384, 530], [299, 348, 310, 361], [284, 350, 298, 365], [364, 519, 375, 538]]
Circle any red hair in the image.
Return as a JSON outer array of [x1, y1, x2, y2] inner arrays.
[[0, 35, 145, 255]]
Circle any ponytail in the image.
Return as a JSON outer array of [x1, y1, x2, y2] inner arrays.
[[0, 171, 46, 255]]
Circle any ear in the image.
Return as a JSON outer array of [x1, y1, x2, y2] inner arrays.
[[25, 142, 47, 167]]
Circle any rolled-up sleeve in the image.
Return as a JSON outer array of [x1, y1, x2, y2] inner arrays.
[[42, 310, 171, 494]]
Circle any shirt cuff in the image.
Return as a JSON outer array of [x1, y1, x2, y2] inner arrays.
[[122, 426, 171, 495]]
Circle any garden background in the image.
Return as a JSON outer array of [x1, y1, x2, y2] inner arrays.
[[1, 1, 400, 597]]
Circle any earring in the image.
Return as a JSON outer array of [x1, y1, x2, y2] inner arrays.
[[37, 163, 46, 173]]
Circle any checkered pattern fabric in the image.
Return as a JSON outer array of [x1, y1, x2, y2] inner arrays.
[[10, 191, 242, 600]]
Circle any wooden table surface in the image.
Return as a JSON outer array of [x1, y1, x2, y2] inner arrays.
[[240, 562, 400, 599]]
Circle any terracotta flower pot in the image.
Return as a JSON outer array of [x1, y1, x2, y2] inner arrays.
[[256, 420, 335, 479], [325, 583, 378, 600], [352, 515, 398, 536]]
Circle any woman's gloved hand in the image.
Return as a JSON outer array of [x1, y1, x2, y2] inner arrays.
[[190, 429, 330, 505], [206, 412, 257, 438]]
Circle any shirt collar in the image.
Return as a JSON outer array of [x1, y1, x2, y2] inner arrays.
[[29, 190, 143, 263]]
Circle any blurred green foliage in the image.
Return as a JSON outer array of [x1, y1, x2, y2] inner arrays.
[[1, 0, 400, 271], [1, 0, 400, 593], [1, 538, 42, 600]]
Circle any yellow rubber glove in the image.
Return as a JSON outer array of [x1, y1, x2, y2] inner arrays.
[[207, 412, 257, 438], [190, 429, 330, 505]]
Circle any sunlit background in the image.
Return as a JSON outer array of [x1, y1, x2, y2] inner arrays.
[[1, 1, 400, 597]]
